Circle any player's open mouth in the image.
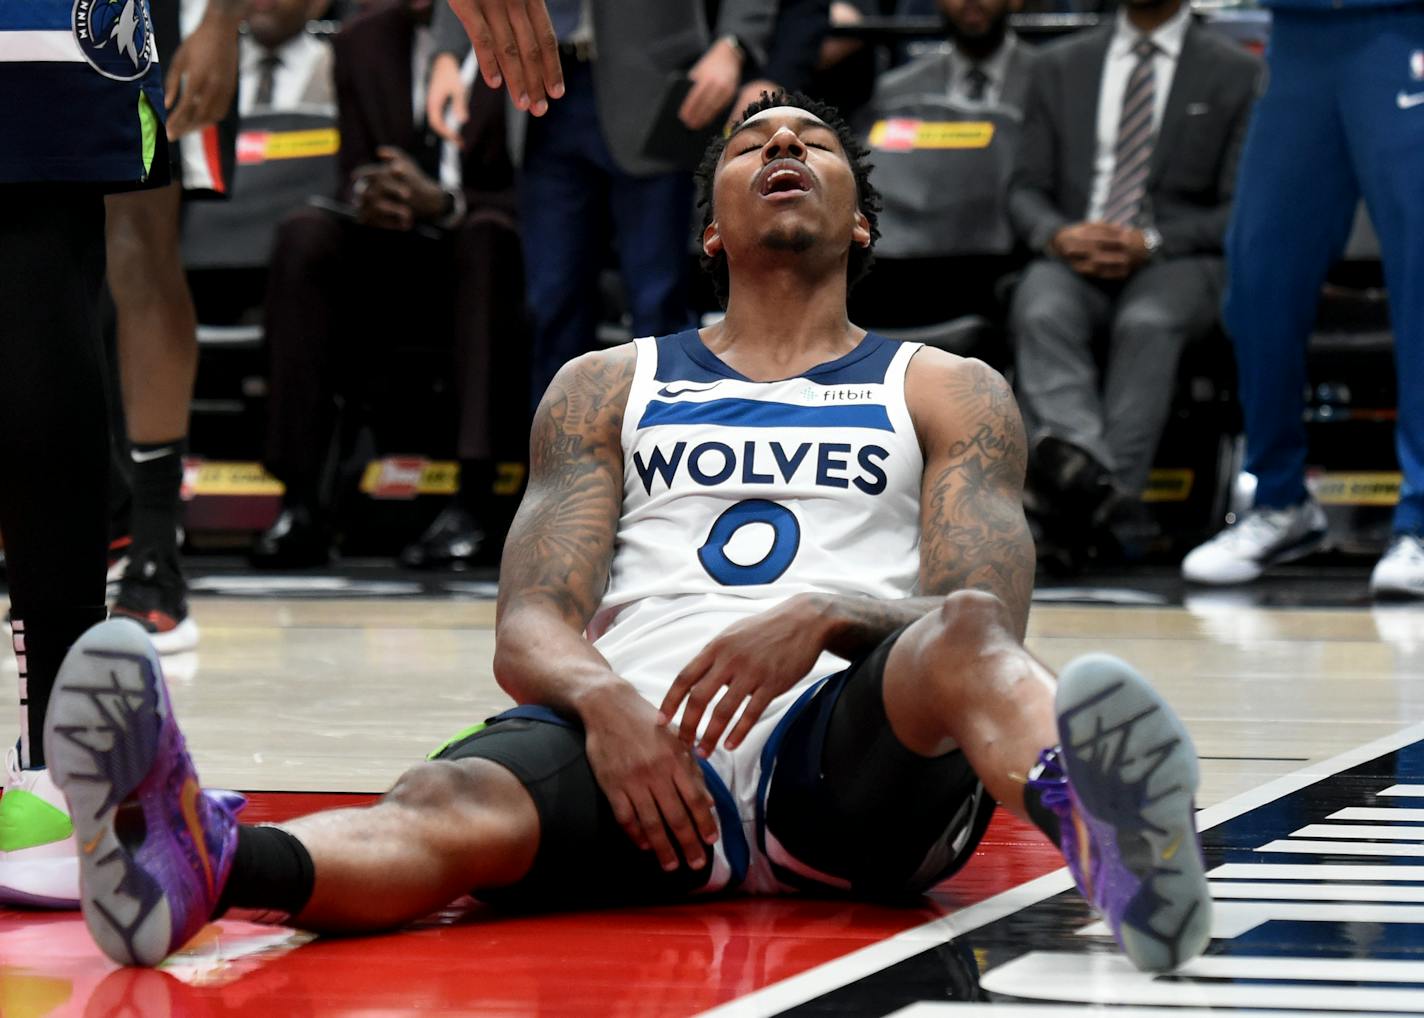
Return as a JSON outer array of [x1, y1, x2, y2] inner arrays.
[[758, 162, 813, 201]]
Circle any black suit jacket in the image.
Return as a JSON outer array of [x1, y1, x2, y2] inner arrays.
[[330, 2, 513, 213], [1007, 19, 1261, 259]]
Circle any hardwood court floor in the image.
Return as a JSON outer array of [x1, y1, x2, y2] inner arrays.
[[4, 590, 1424, 1016]]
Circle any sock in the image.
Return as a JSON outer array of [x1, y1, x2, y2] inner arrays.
[[1021, 749, 1065, 845], [13, 604, 109, 769], [129, 437, 187, 556], [214, 825, 316, 920], [456, 459, 495, 517]]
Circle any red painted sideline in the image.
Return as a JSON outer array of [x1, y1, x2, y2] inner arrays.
[[0, 793, 1061, 1017]]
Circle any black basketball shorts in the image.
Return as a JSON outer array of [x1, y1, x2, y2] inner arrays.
[[430, 628, 995, 908]]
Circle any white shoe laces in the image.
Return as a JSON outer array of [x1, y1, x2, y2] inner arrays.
[[1385, 534, 1424, 564], [1216, 508, 1294, 552]]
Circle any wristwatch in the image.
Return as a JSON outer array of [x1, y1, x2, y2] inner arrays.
[[721, 34, 745, 64], [1142, 226, 1163, 259]]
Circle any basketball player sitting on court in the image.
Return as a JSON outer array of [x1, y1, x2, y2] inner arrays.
[[45, 93, 1212, 975]]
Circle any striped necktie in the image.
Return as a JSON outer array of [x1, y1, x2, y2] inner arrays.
[[1102, 38, 1157, 227]]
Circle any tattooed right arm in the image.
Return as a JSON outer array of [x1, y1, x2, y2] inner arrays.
[[491, 346, 635, 714], [493, 347, 720, 866]]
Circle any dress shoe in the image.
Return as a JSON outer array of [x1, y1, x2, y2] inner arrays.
[[251, 506, 333, 569], [400, 504, 486, 570]]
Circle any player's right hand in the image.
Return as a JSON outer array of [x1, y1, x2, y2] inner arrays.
[[445, 0, 563, 116], [579, 684, 720, 872]]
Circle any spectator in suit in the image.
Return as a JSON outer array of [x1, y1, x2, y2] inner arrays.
[[239, 0, 336, 118], [846, 0, 1034, 330], [427, 0, 776, 410], [254, 0, 523, 569], [1006, 0, 1259, 562], [730, 0, 832, 116]]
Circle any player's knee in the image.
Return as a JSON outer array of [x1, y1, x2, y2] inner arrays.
[[384, 759, 506, 821], [934, 590, 1015, 649]]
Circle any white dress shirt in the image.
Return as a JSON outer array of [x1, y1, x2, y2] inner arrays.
[[1086, 4, 1191, 222], [237, 32, 333, 118], [946, 34, 1020, 109]]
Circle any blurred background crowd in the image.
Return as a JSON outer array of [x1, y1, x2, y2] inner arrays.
[[17, 0, 1422, 651]]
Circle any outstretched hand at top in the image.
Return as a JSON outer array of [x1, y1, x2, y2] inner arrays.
[[446, 0, 563, 116]]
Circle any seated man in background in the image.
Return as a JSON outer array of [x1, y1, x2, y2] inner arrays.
[[239, 0, 335, 117], [254, 0, 523, 569], [1007, 0, 1259, 564], [847, 0, 1034, 332]]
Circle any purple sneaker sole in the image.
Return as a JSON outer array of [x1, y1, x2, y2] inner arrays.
[[1055, 654, 1211, 973], [42, 619, 236, 967]]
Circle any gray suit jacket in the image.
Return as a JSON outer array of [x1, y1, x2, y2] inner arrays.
[[1007, 20, 1261, 259], [870, 34, 1036, 118], [432, 0, 775, 176]]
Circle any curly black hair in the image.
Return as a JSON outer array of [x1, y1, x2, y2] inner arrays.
[[695, 91, 882, 309]]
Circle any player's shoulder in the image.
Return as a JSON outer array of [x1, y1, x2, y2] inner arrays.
[[904, 348, 1020, 450], [536, 343, 639, 435], [904, 347, 1012, 407]]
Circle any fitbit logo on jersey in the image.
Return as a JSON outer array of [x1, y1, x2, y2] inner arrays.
[[633, 440, 890, 496], [820, 387, 877, 402]]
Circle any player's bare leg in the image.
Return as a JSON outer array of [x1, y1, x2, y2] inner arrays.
[[880, 588, 1211, 972], [107, 184, 198, 445], [278, 758, 540, 930], [879, 589, 1056, 816], [45, 619, 543, 963], [104, 184, 200, 653]]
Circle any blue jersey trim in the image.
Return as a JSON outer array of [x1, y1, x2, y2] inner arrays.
[[638, 397, 894, 432], [653, 330, 901, 386], [488, 704, 750, 887], [0, 0, 74, 31]]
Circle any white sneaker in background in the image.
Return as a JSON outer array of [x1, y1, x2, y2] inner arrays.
[[1181, 500, 1329, 585], [0, 747, 79, 908], [1370, 534, 1424, 599]]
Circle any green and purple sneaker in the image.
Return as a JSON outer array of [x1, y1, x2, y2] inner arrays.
[[1030, 654, 1212, 973], [44, 619, 239, 966]]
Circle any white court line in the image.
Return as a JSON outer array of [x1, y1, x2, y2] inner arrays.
[[1210, 862, 1424, 881], [1291, 823, 1424, 841], [698, 720, 1424, 1018], [1330, 807, 1424, 822], [1378, 785, 1424, 797], [1259, 840, 1424, 859]]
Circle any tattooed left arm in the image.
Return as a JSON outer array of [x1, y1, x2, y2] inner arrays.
[[783, 351, 1034, 657]]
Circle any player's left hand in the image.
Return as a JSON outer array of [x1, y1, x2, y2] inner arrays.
[[659, 594, 830, 756], [679, 37, 744, 131], [164, 8, 242, 140]]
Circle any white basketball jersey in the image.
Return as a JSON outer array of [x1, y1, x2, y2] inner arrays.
[[589, 329, 926, 892]]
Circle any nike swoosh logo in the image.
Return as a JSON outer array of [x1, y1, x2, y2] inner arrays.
[[130, 446, 178, 463], [657, 382, 722, 398], [1161, 834, 1183, 861], [82, 830, 105, 855], [1398, 91, 1424, 110]]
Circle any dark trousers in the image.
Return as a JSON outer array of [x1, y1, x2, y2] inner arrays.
[[519, 60, 695, 409], [1011, 256, 1223, 496], [262, 207, 521, 502], [0, 187, 111, 767], [1224, 7, 1424, 533]]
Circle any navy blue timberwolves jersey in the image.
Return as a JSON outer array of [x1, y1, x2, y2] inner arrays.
[[0, 0, 166, 185]]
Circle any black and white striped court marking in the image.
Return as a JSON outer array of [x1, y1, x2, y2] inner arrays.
[[703, 721, 1424, 1017]]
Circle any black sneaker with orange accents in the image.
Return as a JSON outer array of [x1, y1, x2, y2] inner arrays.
[[112, 550, 198, 655]]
